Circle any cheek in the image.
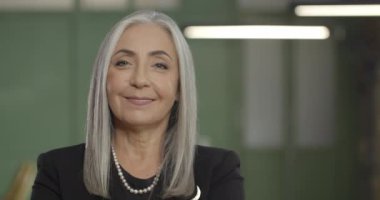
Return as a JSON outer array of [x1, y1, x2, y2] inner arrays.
[[170, 73, 180, 100], [154, 78, 177, 100], [106, 73, 123, 117], [106, 75, 124, 111], [106, 79, 115, 99], [106, 71, 123, 95], [165, 77, 179, 100]]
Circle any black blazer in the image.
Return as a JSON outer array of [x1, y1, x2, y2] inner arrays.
[[31, 144, 244, 200]]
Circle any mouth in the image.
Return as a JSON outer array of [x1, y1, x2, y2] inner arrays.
[[124, 96, 155, 106]]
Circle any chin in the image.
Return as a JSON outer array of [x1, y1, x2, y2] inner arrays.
[[121, 116, 161, 127], [114, 110, 171, 129]]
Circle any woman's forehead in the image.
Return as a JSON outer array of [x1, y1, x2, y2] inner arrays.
[[111, 23, 175, 58]]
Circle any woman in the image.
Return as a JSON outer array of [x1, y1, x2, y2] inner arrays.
[[31, 10, 244, 200]]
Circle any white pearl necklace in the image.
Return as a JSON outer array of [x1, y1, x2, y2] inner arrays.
[[111, 146, 161, 195]]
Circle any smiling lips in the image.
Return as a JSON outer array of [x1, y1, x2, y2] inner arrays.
[[125, 96, 154, 106]]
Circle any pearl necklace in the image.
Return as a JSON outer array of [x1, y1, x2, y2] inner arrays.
[[111, 146, 161, 194]]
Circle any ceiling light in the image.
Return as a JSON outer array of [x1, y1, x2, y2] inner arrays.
[[295, 4, 380, 17], [184, 25, 330, 40]]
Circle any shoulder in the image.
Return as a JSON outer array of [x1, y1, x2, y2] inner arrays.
[[37, 143, 84, 168], [37, 143, 86, 176], [40, 143, 85, 159], [194, 145, 243, 199], [194, 146, 242, 186], [32, 143, 89, 199], [36, 143, 85, 175], [195, 145, 240, 169]]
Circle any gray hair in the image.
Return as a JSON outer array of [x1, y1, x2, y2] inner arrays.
[[84, 10, 197, 198]]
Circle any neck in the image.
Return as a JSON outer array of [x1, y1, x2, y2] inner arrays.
[[112, 120, 167, 178]]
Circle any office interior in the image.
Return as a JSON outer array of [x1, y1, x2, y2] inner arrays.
[[0, 0, 380, 199]]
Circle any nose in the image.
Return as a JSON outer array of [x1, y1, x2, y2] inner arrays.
[[129, 65, 149, 88]]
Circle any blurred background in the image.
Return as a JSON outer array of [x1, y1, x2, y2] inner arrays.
[[1, 0, 380, 199]]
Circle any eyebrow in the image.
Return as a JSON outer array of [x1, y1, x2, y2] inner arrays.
[[113, 49, 173, 60], [149, 50, 173, 60]]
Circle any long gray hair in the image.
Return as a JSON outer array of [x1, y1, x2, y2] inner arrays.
[[83, 10, 197, 198]]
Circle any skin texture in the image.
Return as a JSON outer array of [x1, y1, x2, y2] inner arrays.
[[107, 23, 179, 178]]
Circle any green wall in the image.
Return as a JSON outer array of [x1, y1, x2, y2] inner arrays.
[[0, 1, 358, 200], [0, 13, 73, 195]]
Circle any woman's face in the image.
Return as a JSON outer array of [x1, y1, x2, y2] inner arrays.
[[107, 23, 179, 129]]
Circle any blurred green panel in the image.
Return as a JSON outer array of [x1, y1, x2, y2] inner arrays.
[[0, 13, 72, 195], [292, 150, 336, 200], [334, 44, 360, 200], [181, 0, 237, 23], [190, 39, 241, 148], [242, 150, 285, 200]]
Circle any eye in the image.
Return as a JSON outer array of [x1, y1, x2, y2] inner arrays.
[[114, 60, 130, 67], [153, 63, 168, 70]]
